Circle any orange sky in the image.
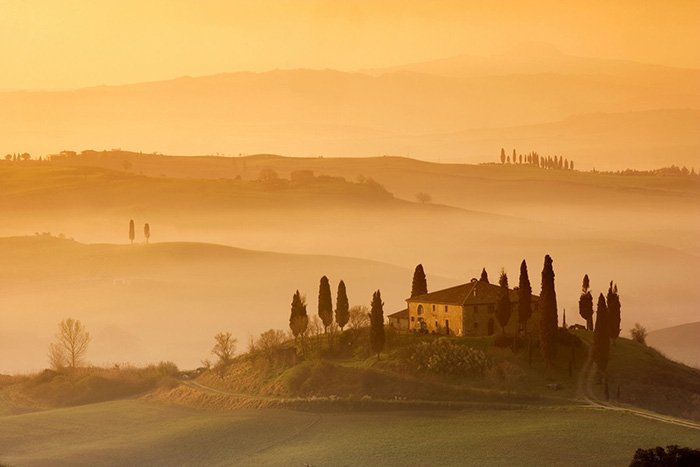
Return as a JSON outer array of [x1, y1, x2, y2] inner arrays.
[[1, 0, 698, 90]]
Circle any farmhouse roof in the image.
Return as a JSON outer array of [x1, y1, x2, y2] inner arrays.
[[407, 279, 538, 306], [388, 308, 409, 319]]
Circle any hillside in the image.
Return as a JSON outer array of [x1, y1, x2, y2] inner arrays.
[[0, 236, 454, 373], [648, 322, 700, 369], [0, 159, 697, 359], [1, 47, 699, 169]]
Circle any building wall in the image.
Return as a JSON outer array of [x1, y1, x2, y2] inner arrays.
[[408, 300, 540, 336], [388, 316, 409, 331], [407, 301, 467, 336]]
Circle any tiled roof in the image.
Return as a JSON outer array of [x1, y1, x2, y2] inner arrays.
[[407, 279, 539, 306], [388, 308, 409, 319]]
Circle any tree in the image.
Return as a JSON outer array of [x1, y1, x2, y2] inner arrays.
[[258, 168, 278, 182], [479, 268, 489, 283], [415, 192, 432, 204], [51, 318, 91, 369], [518, 260, 532, 333], [289, 290, 308, 338], [570, 160, 575, 171], [578, 274, 594, 330], [630, 323, 648, 345], [335, 280, 350, 331], [512, 149, 516, 163], [607, 282, 621, 340], [500, 148, 506, 164], [539, 255, 558, 366], [630, 445, 700, 466], [318, 276, 333, 332], [143, 223, 150, 243], [348, 305, 370, 330], [496, 270, 511, 334], [128, 219, 135, 244], [254, 329, 286, 363], [211, 332, 237, 367], [370, 290, 385, 359], [592, 293, 610, 373], [411, 264, 428, 298]]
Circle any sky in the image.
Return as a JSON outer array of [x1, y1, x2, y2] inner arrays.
[[1, 0, 698, 90]]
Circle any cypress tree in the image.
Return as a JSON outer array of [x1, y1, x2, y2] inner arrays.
[[579, 274, 594, 331], [289, 290, 308, 338], [539, 254, 558, 366], [318, 276, 333, 332], [593, 293, 610, 373], [500, 148, 506, 164], [479, 268, 489, 283], [144, 223, 151, 243], [607, 282, 621, 340], [518, 260, 532, 333], [335, 280, 350, 331], [496, 270, 511, 334], [128, 219, 135, 244], [370, 290, 385, 359], [411, 264, 428, 298], [512, 149, 516, 163]]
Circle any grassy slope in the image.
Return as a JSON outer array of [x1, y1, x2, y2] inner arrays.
[[647, 322, 700, 369], [0, 400, 697, 467]]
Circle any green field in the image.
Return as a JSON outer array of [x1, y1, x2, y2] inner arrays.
[[0, 400, 697, 466]]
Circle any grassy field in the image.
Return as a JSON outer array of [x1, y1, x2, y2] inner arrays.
[[0, 399, 697, 466]]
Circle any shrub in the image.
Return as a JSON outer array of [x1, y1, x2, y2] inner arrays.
[[557, 328, 582, 347], [630, 323, 648, 345], [408, 339, 490, 377], [630, 445, 700, 466]]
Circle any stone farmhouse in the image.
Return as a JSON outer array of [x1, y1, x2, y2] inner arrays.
[[388, 277, 540, 336]]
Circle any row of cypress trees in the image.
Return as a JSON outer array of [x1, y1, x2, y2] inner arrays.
[[288, 277, 386, 358]]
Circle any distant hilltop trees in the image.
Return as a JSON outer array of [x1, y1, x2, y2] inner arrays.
[[499, 147, 574, 170]]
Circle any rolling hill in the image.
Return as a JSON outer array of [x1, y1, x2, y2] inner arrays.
[[0, 236, 454, 373], [648, 322, 700, 369]]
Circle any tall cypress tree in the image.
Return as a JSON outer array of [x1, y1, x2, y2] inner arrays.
[[579, 274, 594, 331], [593, 293, 610, 373], [411, 264, 428, 298], [318, 276, 333, 332], [496, 270, 511, 334], [335, 280, 350, 331], [518, 260, 532, 333], [480, 268, 489, 283], [539, 254, 558, 366], [128, 219, 135, 244], [500, 148, 506, 164], [607, 282, 621, 340], [289, 290, 308, 338], [370, 290, 385, 359]]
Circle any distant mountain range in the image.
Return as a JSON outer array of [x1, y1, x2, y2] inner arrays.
[[0, 45, 698, 169]]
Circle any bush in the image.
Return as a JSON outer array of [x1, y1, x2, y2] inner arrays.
[[630, 323, 648, 345], [557, 328, 583, 347], [408, 339, 490, 377], [630, 445, 700, 466]]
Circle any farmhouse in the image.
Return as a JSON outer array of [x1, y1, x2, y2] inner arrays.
[[390, 277, 540, 336]]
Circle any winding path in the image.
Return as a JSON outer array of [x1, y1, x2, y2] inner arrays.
[[576, 340, 700, 430]]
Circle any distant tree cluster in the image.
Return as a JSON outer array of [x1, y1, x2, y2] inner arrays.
[[605, 165, 698, 177], [3, 152, 33, 161], [500, 148, 574, 170]]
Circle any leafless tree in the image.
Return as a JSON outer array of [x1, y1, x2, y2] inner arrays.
[[51, 318, 91, 369], [348, 305, 370, 330], [212, 332, 237, 367]]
